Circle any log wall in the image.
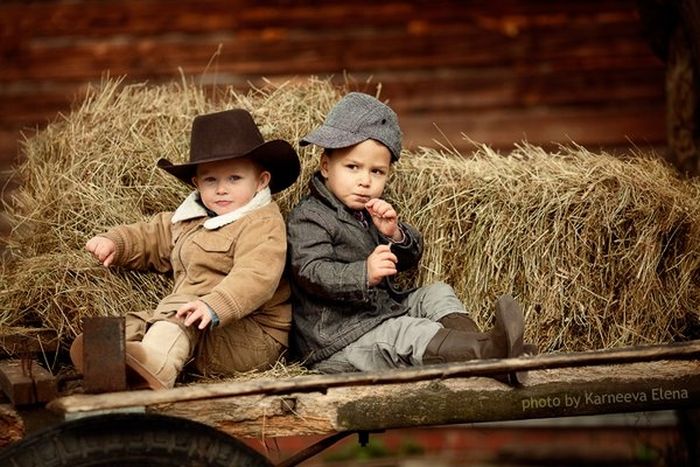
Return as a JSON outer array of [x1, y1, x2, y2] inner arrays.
[[0, 0, 666, 170]]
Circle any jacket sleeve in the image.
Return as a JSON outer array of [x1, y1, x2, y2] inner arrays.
[[102, 212, 174, 273], [389, 221, 423, 271], [287, 208, 370, 303], [200, 216, 287, 326]]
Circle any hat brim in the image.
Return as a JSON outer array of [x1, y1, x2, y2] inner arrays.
[[300, 125, 370, 151], [158, 139, 300, 194], [300, 125, 398, 161]]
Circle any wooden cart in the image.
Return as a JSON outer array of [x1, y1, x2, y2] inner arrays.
[[1, 335, 698, 466]]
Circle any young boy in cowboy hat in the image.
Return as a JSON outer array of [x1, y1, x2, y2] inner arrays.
[[71, 109, 301, 390], [287, 93, 531, 383]]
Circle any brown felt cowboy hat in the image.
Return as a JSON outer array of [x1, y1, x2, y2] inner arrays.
[[157, 109, 300, 194]]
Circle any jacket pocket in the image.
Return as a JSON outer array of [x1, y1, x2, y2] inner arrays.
[[192, 231, 234, 253], [189, 232, 235, 276]]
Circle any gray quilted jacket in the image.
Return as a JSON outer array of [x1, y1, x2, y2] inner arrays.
[[286, 172, 423, 365]]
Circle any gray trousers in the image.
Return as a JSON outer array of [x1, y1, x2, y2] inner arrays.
[[313, 282, 469, 373]]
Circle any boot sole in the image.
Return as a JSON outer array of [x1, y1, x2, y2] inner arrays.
[[494, 294, 526, 386]]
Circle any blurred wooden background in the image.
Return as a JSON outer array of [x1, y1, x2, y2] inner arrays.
[[0, 0, 667, 168]]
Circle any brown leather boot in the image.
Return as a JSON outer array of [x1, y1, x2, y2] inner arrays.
[[439, 310, 537, 356], [438, 312, 480, 333], [494, 294, 524, 359], [422, 327, 493, 364], [422, 294, 526, 384], [125, 321, 191, 390], [493, 294, 527, 385]]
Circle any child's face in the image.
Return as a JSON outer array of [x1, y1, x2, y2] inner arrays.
[[192, 158, 270, 216], [320, 139, 391, 211]]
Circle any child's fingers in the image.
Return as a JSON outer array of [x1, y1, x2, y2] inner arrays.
[[368, 257, 398, 274], [372, 244, 392, 255], [373, 249, 397, 263], [87, 237, 116, 266], [377, 263, 397, 274], [374, 265, 397, 279], [370, 254, 397, 266], [184, 311, 202, 327], [175, 303, 194, 319], [375, 203, 395, 219], [197, 314, 211, 330], [102, 251, 116, 267], [366, 199, 396, 218]]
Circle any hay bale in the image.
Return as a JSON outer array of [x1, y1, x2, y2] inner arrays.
[[387, 145, 700, 351], [1, 77, 698, 357], [0, 77, 339, 351]]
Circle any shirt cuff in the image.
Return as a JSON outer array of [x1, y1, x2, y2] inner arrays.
[[388, 225, 409, 246], [205, 303, 220, 328]]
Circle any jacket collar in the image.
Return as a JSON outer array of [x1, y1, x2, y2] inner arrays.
[[171, 188, 272, 230], [310, 172, 349, 213], [309, 172, 373, 227]]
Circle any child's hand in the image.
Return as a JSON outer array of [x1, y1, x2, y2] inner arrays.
[[366, 244, 398, 287], [365, 199, 402, 242], [175, 300, 212, 330], [85, 236, 116, 267]]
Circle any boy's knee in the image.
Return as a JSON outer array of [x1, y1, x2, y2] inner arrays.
[[422, 281, 458, 300]]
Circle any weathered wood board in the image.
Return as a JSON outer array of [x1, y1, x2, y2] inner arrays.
[[0, 0, 665, 169], [48, 342, 700, 439]]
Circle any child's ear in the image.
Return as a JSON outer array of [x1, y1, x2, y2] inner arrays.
[[191, 176, 199, 188], [257, 171, 271, 191], [320, 153, 330, 178]]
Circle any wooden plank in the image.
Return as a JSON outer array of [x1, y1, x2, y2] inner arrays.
[[0, 1, 643, 39], [0, 79, 666, 157], [0, 89, 77, 126], [48, 340, 700, 415], [0, 129, 21, 166], [0, 102, 666, 161], [0, 360, 57, 406], [0, 0, 666, 166], [62, 360, 700, 439], [0, 361, 32, 406], [373, 67, 665, 114], [399, 104, 666, 150], [0, 21, 658, 82], [82, 318, 127, 394], [0, 64, 666, 128]]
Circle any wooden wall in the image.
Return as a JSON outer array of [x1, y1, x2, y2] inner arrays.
[[0, 0, 666, 171]]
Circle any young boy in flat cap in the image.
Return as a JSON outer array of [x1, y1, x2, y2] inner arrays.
[[71, 109, 301, 390], [287, 93, 530, 383]]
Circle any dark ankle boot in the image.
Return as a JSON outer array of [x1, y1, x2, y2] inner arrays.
[[422, 295, 527, 386], [493, 294, 524, 359], [438, 312, 480, 333], [422, 327, 508, 365], [493, 294, 527, 385]]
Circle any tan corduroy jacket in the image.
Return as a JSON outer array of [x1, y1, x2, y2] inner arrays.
[[102, 197, 291, 347]]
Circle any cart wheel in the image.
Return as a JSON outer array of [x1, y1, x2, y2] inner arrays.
[[0, 412, 272, 466]]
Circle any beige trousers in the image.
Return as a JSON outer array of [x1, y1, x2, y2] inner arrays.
[[125, 310, 284, 377]]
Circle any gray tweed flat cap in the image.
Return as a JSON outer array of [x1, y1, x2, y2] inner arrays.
[[300, 92, 402, 161]]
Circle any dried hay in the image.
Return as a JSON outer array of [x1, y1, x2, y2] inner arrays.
[[387, 145, 700, 351], [1, 77, 699, 363]]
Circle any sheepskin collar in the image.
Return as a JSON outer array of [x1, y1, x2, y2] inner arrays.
[[171, 188, 272, 230]]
